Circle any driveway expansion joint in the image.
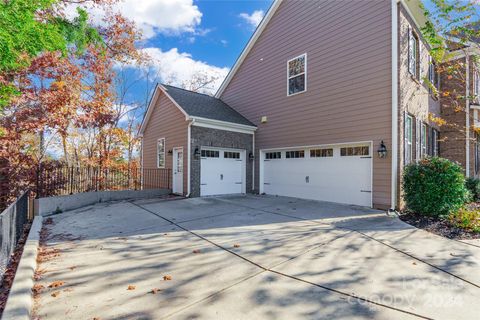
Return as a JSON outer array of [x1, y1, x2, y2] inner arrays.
[[216, 198, 480, 290], [129, 201, 433, 320]]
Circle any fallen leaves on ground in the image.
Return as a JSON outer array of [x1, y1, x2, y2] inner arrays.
[[163, 275, 172, 281], [51, 291, 60, 297], [233, 244, 240, 248], [127, 285, 136, 290], [192, 249, 201, 254], [32, 284, 45, 295], [48, 281, 65, 288], [150, 288, 161, 294]]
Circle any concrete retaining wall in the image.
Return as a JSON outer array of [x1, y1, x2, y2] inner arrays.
[[35, 189, 171, 216], [1, 216, 42, 320]]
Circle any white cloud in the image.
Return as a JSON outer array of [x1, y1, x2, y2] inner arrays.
[[140, 48, 229, 94], [66, 0, 202, 39], [239, 10, 265, 29]]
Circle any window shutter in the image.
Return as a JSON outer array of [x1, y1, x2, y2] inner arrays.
[[418, 39, 422, 80], [404, 111, 408, 164], [408, 26, 413, 75], [415, 118, 420, 161]]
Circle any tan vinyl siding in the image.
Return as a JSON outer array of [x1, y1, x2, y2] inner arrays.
[[220, 0, 393, 208], [142, 91, 188, 194]]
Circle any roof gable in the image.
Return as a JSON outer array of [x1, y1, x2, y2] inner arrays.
[[139, 84, 255, 135]]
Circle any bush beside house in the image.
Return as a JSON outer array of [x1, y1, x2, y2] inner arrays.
[[402, 157, 470, 217]]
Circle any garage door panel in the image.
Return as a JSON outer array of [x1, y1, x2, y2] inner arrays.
[[263, 145, 372, 207], [201, 148, 244, 196]]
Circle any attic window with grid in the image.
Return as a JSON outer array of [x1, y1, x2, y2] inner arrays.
[[287, 54, 306, 96]]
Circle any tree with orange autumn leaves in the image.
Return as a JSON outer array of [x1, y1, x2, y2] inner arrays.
[[0, 0, 146, 207]]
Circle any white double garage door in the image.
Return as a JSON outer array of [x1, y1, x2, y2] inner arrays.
[[200, 143, 372, 207], [261, 143, 373, 207]]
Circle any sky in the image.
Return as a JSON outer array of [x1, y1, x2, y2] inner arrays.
[[68, 0, 274, 106]]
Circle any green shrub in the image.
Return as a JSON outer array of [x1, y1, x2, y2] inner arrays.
[[465, 177, 480, 202], [403, 157, 470, 217], [450, 207, 480, 233]]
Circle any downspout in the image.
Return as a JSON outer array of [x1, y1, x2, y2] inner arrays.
[[140, 135, 144, 189], [466, 54, 471, 177], [186, 120, 193, 197], [391, 0, 399, 210], [252, 132, 255, 193]]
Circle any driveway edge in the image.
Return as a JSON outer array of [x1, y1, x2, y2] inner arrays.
[[2, 216, 43, 320]]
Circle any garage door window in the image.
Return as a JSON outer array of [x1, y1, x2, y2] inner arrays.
[[201, 150, 219, 158], [310, 148, 333, 158], [340, 146, 369, 157], [224, 151, 240, 159], [265, 152, 281, 159], [286, 150, 305, 158]]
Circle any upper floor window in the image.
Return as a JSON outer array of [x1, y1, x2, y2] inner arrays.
[[157, 138, 165, 168], [287, 54, 306, 96], [408, 28, 420, 79]]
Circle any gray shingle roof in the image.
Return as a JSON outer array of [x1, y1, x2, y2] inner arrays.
[[162, 84, 255, 127]]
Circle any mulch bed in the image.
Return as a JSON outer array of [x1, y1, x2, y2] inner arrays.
[[0, 223, 32, 318], [400, 211, 480, 240]]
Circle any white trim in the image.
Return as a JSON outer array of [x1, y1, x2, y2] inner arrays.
[[260, 140, 373, 153], [139, 85, 189, 135], [172, 147, 184, 195], [215, 0, 283, 98], [287, 53, 307, 96], [252, 132, 255, 192], [392, 0, 399, 210], [466, 56, 471, 177], [259, 141, 374, 208], [157, 137, 166, 169], [187, 121, 192, 197], [191, 116, 256, 134], [200, 147, 247, 195]]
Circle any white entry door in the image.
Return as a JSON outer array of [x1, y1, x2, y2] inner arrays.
[[173, 148, 183, 194], [262, 143, 372, 207], [200, 148, 244, 196]]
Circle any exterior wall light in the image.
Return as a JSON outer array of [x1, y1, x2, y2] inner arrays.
[[249, 152, 255, 161], [168, 150, 173, 155], [377, 141, 388, 159], [194, 147, 200, 160]]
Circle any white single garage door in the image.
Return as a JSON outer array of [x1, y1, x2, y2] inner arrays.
[[200, 148, 245, 196], [262, 143, 372, 207]]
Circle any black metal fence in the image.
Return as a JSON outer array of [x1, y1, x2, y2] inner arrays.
[[0, 191, 32, 282], [36, 166, 171, 198]]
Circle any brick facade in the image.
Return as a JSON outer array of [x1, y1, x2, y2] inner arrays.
[[189, 126, 254, 197]]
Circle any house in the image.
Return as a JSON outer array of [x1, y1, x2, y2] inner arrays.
[[139, 0, 479, 210], [439, 49, 480, 178]]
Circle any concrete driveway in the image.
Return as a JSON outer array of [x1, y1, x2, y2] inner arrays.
[[34, 195, 480, 320]]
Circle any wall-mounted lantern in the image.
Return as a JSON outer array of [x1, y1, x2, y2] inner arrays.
[[194, 147, 200, 160], [168, 150, 173, 155], [249, 152, 255, 161], [377, 141, 388, 159]]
